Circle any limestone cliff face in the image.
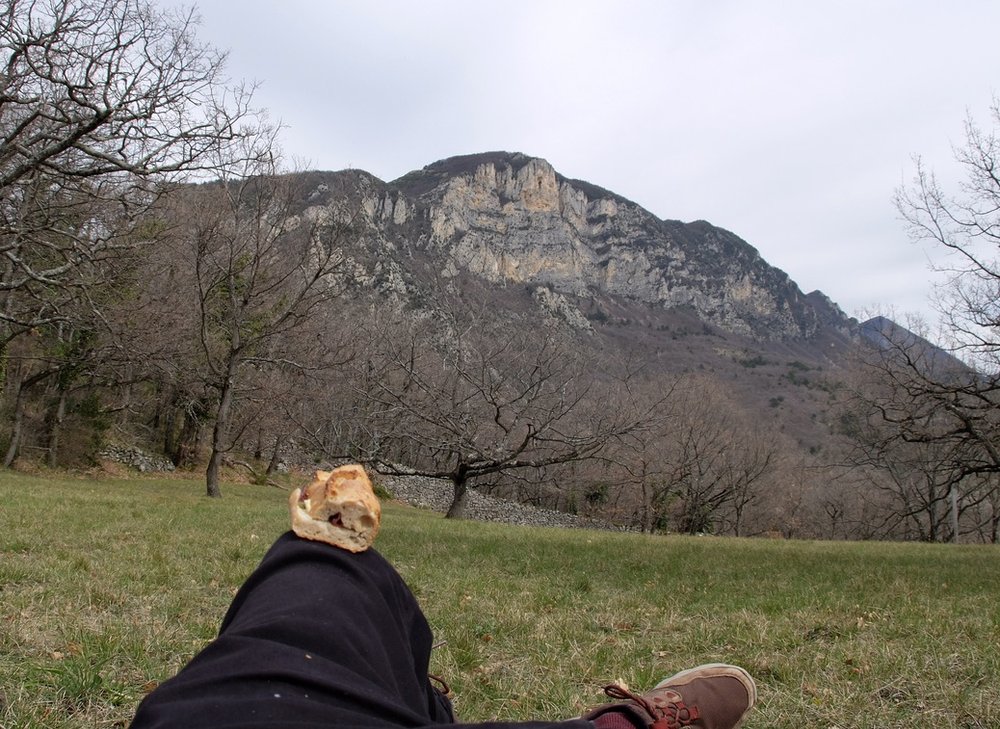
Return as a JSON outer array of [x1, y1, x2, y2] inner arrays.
[[294, 153, 851, 340]]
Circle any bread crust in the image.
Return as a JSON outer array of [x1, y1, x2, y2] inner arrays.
[[289, 465, 381, 552]]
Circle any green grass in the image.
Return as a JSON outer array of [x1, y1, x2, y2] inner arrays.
[[1, 471, 998, 728]]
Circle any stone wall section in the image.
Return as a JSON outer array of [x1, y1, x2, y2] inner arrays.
[[380, 472, 627, 532]]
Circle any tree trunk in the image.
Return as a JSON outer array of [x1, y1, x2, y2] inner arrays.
[[732, 504, 744, 538], [640, 477, 652, 532], [162, 406, 178, 462], [265, 434, 284, 477], [3, 384, 26, 468], [206, 443, 224, 498], [46, 388, 69, 468], [172, 400, 206, 468], [206, 373, 236, 498], [3, 370, 51, 468], [253, 428, 264, 462], [950, 487, 960, 544], [445, 475, 469, 518]]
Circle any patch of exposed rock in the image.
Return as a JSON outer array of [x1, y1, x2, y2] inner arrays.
[[531, 284, 593, 331]]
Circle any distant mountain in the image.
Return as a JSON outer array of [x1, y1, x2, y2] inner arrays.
[[281, 152, 877, 453], [859, 315, 969, 375], [298, 152, 855, 341]]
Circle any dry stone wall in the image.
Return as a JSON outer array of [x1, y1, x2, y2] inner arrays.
[[380, 472, 625, 532], [99, 444, 175, 472]]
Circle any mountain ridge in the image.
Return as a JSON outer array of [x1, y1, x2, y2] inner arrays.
[[297, 151, 856, 343]]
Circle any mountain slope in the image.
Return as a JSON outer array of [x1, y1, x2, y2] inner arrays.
[[293, 152, 854, 342]]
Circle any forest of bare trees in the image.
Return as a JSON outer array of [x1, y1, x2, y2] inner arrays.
[[828, 99, 1000, 543], [2, 0, 998, 541]]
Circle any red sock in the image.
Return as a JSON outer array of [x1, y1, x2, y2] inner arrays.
[[590, 709, 644, 729]]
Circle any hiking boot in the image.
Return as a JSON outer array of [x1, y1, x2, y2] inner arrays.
[[583, 663, 756, 729]]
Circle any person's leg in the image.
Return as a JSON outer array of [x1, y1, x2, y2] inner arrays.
[[130, 532, 755, 729], [129, 532, 591, 729]]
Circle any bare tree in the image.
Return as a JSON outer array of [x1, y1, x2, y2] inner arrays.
[[0, 0, 269, 468], [0, 0, 268, 321], [970, 474, 1000, 543], [896, 99, 1000, 369], [593, 375, 680, 532], [152, 167, 349, 497], [889, 100, 1000, 476], [330, 303, 651, 518], [0, 269, 136, 468], [614, 375, 778, 535], [840, 414, 970, 542], [832, 106, 1000, 541], [841, 316, 999, 542], [716, 427, 778, 537]]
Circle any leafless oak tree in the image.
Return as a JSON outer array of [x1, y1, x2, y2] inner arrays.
[[614, 375, 777, 535], [0, 0, 274, 470], [152, 166, 350, 497], [0, 0, 266, 340], [328, 303, 653, 518], [839, 99, 1000, 541], [843, 316, 999, 542]]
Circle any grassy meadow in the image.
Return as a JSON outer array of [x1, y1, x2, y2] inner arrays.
[[1, 470, 998, 729]]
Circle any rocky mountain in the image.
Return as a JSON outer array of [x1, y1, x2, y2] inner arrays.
[[290, 151, 855, 343], [268, 152, 878, 459], [263, 153, 905, 451]]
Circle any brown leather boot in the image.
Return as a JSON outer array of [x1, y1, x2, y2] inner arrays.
[[583, 663, 756, 729]]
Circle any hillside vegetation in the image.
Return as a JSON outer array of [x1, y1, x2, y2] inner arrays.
[[1, 471, 997, 728]]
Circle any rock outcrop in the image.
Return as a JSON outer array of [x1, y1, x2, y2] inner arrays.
[[292, 152, 853, 341]]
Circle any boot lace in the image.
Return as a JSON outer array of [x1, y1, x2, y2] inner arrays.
[[428, 672, 451, 697], [602, 683, 701, 729]]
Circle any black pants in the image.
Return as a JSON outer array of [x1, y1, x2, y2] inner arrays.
[[131, 532, 591, 729]]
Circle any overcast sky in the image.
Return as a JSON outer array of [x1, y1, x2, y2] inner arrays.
[[168, 0, 999, 330]]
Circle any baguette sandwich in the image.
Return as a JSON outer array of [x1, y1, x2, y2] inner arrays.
[[289, 465, 381, 552]]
